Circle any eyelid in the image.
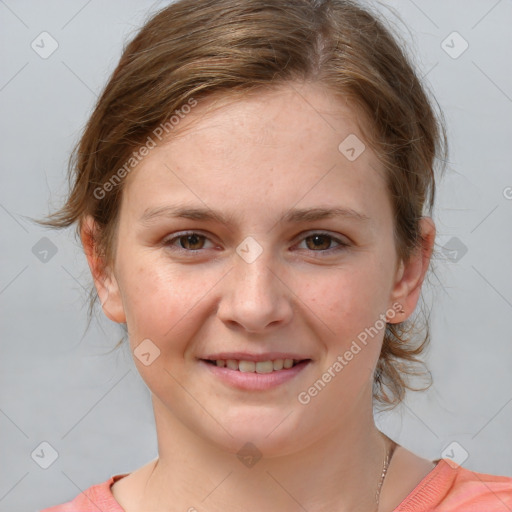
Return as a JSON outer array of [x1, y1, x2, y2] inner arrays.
[[295, 229, 350, 243]]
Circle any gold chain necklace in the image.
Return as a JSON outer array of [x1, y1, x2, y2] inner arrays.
[[374, 439, 396, 511]]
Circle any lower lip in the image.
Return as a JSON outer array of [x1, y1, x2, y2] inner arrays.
[[199, 360, 311, 391]]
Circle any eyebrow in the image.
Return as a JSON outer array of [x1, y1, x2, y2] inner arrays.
[[139, 204, 370, 226]]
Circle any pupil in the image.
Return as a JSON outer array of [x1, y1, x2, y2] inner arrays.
[[307, 235, 330, 250], [182, 234, 203, 250]]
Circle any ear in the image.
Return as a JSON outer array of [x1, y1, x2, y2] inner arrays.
[[387, 217, 435, 322], [81, 215, 126, 324]]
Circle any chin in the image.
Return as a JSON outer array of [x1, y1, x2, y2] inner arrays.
[[202, 409, 306, 459], [211, 430, 299, 461]]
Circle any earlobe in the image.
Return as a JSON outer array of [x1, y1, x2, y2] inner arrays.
[[94, 272, 127, 324], [80, 216, 127, 324], [387, 217, 436, 322]]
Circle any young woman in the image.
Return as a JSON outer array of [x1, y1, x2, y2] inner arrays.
[[39, 0, 512, 510]]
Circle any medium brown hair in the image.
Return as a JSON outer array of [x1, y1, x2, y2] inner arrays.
[[37, 0, 447, 408]]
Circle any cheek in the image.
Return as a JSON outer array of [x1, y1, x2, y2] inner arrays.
[[119, 257, 211, 344], [118, 259, 215, 394], [302, 259, 391, 338]]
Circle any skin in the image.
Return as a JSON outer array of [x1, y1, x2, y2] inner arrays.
[[82, 81, 436, 512]]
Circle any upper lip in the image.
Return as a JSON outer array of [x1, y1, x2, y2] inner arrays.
[[199, 352, 312, 362]]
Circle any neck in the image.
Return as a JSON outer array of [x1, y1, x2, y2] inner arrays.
[[140, 394, 390, 512]]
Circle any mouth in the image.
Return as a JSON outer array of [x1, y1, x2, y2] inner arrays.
[[198, 355, 312, 391], [200, 358, 311, 373]]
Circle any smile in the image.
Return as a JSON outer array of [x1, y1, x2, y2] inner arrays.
[[203, 358, 306, 373], [199, 358, 312, 391]]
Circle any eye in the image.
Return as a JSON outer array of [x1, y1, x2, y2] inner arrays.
[[296, 232, 349, 254], [163, 232, 215, 251], [162, 231, 349, 256]]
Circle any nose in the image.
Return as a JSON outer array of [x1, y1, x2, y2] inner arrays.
[[217, 246, 294, 333]]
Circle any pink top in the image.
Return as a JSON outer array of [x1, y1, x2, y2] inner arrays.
[[40, 458, 512, 511]]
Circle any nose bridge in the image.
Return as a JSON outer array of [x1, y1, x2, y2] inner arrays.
[[218, 238, 292, 331], [232, 238, 279, 300]]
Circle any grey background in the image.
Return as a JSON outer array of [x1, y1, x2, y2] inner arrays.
[[0, 0, 511, 510]]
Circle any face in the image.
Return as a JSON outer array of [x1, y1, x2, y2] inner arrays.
[[85, 82, 431, 456]]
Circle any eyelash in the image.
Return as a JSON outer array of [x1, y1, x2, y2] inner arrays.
[[162, 231, 350, 256]]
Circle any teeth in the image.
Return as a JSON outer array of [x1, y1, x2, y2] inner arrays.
[[255, 361, 274, 373], [212, 358, 300, 372], [273, 359, 284, 370], [239, 360, 256, 372], [226, 359, 238, 370]]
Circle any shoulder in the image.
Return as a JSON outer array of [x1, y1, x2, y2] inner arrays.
[[439, 461, 512, 511], [39, 474, 128, 512], [397, 458, 512, 512]]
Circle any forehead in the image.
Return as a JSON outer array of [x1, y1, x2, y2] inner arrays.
[[120, 82, 389, 227]]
